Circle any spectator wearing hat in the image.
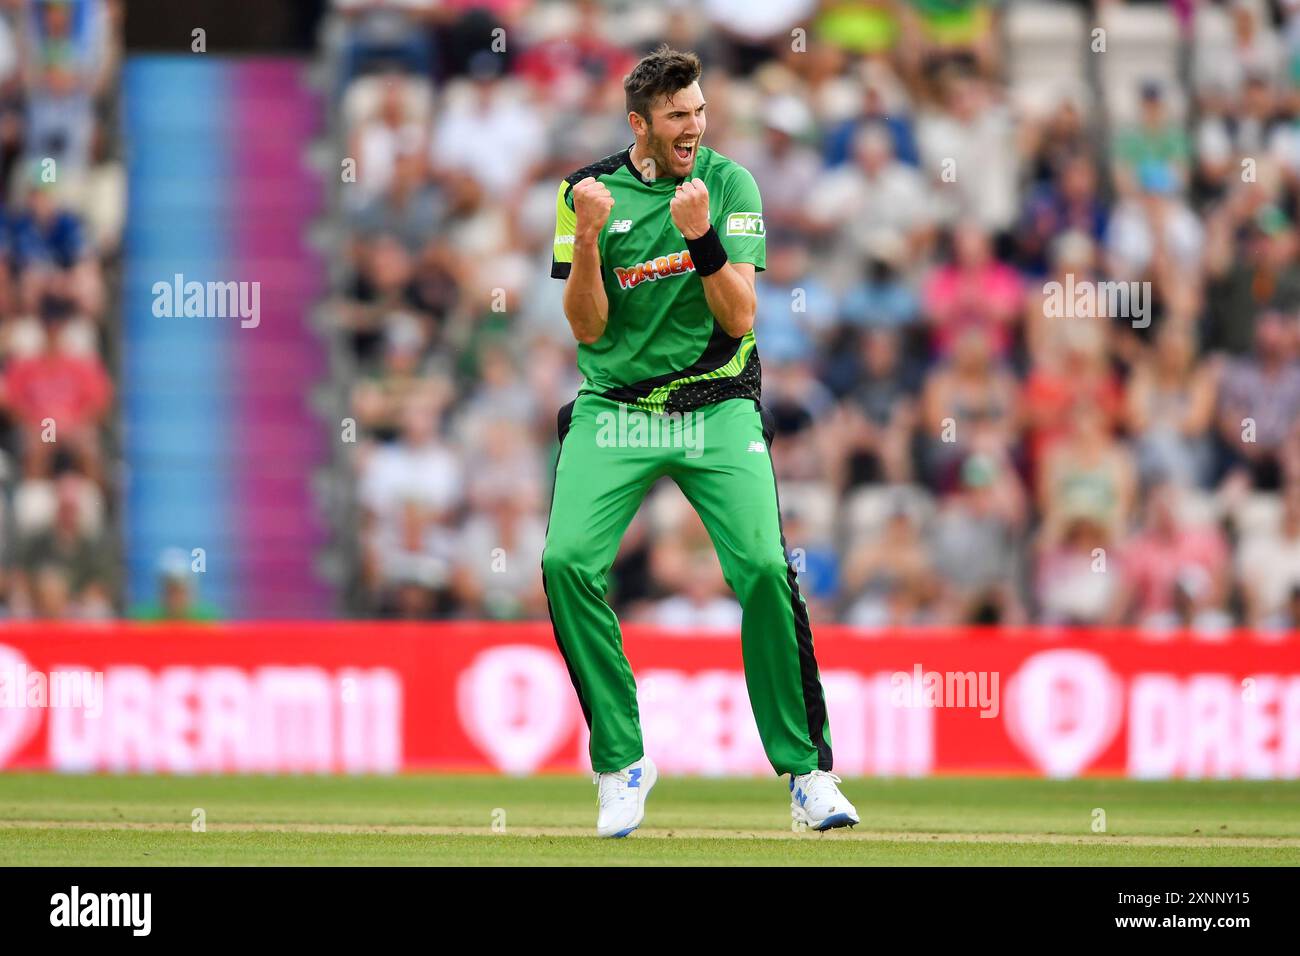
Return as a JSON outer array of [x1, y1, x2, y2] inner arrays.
[[129, 547, 219, 621], [1112, 80, 1190, 199], [1204, 191, 1300, 355]]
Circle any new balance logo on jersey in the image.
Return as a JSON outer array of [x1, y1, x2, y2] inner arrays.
[[613, 250, 695, 289], [748, 441, 766, 454], [608, 219, 633, 233]]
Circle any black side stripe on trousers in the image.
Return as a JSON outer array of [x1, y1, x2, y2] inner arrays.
[[760, 403, 834, 772], [541, 398, 593, 731]]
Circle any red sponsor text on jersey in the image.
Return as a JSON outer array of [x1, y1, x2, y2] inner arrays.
[[613, 250, 695, 289]]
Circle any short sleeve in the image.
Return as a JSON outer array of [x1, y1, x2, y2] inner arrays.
[[716, 166, 765, 272], [550, 180, 577, 279]]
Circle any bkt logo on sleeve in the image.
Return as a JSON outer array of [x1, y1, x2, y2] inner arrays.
[[725, 212, 765, 237]]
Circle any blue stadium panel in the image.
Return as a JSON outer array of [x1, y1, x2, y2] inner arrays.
[[121, 56, 236, 616]]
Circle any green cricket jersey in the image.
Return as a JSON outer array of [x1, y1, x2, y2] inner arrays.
[[550, 144, 767, 415]]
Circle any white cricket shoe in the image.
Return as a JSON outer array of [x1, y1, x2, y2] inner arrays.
[[594, 755, 658, 838], [790, 770, 859, 831]]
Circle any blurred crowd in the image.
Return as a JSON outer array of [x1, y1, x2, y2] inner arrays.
[[0, 0, 124, 619], [328, 0, 1300, 639]]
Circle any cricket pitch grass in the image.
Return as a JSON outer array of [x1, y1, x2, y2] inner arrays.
[[1, 774, 1297, 866]]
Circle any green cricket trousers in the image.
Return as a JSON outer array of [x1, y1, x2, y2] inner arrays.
[[540, 392, 834, 775]]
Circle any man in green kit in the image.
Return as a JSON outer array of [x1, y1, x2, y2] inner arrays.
[[541, 45, 858, 837]]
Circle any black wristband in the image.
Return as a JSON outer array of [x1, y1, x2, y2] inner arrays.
[[685, 225, 728, 277]]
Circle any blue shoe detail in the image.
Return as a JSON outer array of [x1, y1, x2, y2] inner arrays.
[[628, 767, 642, 788], [612, 825, 637, 838], [813, 812, 856, 831]]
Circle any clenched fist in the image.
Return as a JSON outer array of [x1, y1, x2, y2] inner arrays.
[[670, 178, 711, 240], [572, 176, 614, 242]]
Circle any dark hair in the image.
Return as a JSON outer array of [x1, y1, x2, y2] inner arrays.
[[624, 45, 702, 123]]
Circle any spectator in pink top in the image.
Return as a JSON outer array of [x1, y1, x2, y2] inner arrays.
[[1118, 481, 1230, 631], [922, 221, 1023, 359], [1, 324, 111, 480]]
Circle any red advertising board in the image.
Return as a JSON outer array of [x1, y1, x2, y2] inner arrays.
[[0, 623, 1297, 778]]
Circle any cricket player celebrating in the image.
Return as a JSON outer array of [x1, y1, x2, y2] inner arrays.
[[542, 46, 858, 837]]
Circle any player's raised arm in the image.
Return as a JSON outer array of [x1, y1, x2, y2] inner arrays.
[[558, 176, 612, 344], [670, 176, 759, 338]]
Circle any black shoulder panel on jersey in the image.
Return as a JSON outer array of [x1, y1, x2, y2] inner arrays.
[[561, 147, 632, 203]]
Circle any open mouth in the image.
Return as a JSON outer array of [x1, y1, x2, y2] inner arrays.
[[673, 142, 694, 162]]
